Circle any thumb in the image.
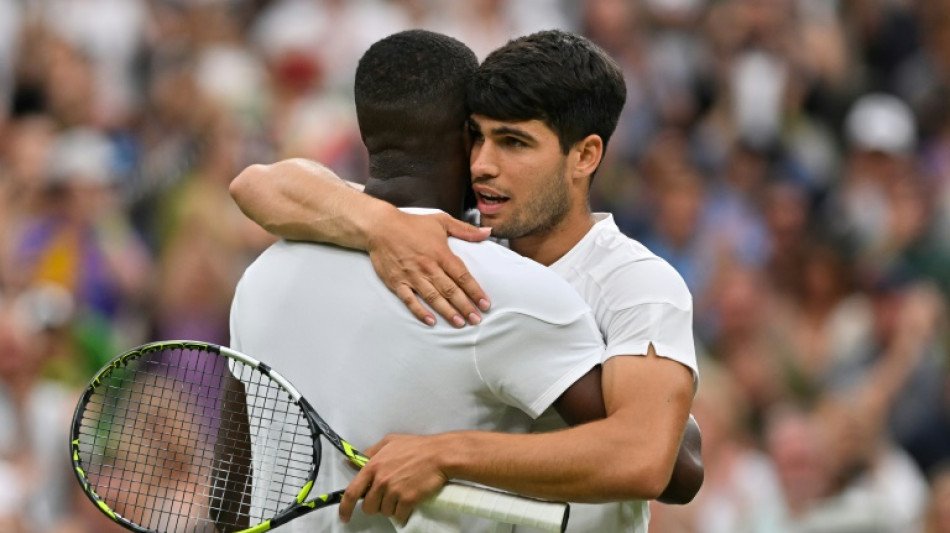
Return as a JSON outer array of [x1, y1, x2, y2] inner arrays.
[[444, 217, 491, 242]]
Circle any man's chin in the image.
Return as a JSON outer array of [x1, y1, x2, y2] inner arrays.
[[478, 212, 506, 230]]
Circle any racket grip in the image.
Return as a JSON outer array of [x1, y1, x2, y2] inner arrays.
[[423, 482, 568, 533]]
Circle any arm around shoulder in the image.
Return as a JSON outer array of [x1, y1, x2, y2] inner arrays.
[[438, 345, 695, 502], [230, 158, 390, 247], [338, 348, 695, 524], [230, 158, 492, 326]]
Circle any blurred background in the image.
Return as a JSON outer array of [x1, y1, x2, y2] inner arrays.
[[0, 0, 948, 532]]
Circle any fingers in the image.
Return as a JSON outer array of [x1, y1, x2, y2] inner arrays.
[[439, 254, 491, 316], [361, 481, 385, 518], [422, 270, 480, 328], [361, 477, 424, 527], [344, 484, 419, 528], [340, 469, 372, 524], [367, 212, 492, 327], [340, 435, 404, 523], [441, 216, 492, 314], [392, 263, 485, 328], [380, 490, 400, 520], [393, 284, 437, 327], [444, 216, 492, 242], [392, 500, 416, 527], [403, 246, 490, 327]]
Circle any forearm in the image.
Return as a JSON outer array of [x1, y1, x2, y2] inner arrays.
[[342, 355, 694, 524], [441, 354, 692, 502], [555, 367, 702, 505], [229, 158, 394, 248], [439, 416, 680, 503]]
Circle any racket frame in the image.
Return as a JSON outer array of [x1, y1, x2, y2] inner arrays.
[[70, 340, 569, 533], [71, 340, 336, 532]]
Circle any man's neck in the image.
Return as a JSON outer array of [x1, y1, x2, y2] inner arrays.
[[364, 173, 462, 217], [509, 210, 597, 266]]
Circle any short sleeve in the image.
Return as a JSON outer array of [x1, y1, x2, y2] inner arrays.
[[600, 260, 698, 385], [474, 310, 604, 419], [603, 302, 696, 373]]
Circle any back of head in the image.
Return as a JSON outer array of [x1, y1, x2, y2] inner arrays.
[[468, 30, 626, 157], [355, 30, 478, 212]]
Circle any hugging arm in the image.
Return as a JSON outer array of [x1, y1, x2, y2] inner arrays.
[[230, 159, 491, 326], [552, 365, 703, 505], [342, 346, 696, 524]]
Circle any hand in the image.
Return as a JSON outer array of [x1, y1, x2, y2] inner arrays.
[[339, 434, 452, 526], [366, 210, 492, 327]]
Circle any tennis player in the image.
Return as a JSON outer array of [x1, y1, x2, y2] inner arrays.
[[231, 30, 701, 533], [229, 30, 608, 532]]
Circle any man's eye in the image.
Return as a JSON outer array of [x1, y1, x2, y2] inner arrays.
[[503, 137, 526, 148]]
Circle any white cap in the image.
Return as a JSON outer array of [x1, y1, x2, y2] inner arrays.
[[47, 128, 115, 184], [845, 93, 916, 155]]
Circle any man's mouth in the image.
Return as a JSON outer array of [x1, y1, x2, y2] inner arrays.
[[477, 192, 509, 205], [475, 191, 510, 215]]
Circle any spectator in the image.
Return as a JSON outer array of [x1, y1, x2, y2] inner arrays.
[[0, 292, 78, 531], [11, 128, 152, 372]]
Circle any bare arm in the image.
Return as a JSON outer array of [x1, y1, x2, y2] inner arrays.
[[230, 158, 382, 247], [553, 365, 703, 506], [340, 345, 695, 524], [657, 414, 703, 505], [551, 365, 606, 425], [230, 159, 492, 325]]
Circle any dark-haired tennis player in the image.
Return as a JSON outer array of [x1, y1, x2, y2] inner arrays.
[[232, 29, 701, 533]]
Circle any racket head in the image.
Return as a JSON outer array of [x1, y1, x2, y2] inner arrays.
[[69, 341, 323, 533]]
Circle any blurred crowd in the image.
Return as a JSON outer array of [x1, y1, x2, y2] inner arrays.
[[0, 0, 948, 532]]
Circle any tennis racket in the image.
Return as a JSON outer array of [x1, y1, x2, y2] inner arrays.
[[70, 340, 569, 533]]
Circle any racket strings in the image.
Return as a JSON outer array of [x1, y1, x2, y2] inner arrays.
[[233, 359, 316, 519], [74, 345, 318, 533]]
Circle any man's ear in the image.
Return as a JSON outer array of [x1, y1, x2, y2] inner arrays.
[[571, 134, 604, 182]]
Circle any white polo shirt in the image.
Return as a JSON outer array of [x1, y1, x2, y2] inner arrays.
[[229, 209, 604, 533], [521, 212, 698, 533]]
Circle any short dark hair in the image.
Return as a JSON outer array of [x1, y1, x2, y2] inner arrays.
[[354, 30, 478, 213], [355, 29, 478, 124], [468, 30, 627, 155]]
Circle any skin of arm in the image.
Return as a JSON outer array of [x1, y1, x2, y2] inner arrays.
[[340, 345, 696, 524], [209, 373, 252, 532], [552, 366, 703, 506], [658, 414, 703, 505], [229, 159, 492, 326], [229, 158, 377, 247]]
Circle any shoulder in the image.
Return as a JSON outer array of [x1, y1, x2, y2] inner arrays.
[[449, 238, 593, 324], [238, 239, 369, 291], [250, 239, 361, 267], [586, 231, 692, 311]]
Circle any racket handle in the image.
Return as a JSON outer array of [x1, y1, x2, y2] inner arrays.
[[423, 482, 568, 533]]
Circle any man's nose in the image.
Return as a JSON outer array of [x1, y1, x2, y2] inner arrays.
[[470, 142, 499, 180]]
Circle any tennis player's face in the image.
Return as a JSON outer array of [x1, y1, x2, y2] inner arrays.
[[468, 115, 572, 240]]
